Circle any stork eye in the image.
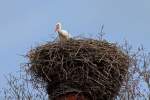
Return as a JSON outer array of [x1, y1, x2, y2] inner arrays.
[[56, 25, 59, 27]]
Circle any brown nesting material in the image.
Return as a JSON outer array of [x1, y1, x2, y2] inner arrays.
[[26, 39, 129, 100]]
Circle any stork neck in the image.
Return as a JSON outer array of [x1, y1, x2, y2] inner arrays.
[[58, 26, 62, 30], [57, 29, 61, 33]]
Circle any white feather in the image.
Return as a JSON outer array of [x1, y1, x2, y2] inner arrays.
[[55, 22, 70, 42]]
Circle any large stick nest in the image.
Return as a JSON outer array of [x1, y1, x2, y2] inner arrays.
[[27, 39, 129, 100]]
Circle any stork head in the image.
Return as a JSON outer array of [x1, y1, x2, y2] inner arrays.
[[55, 22, 62, 32]]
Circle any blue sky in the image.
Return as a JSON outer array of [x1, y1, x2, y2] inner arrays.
[[0, 0, 150, 88]]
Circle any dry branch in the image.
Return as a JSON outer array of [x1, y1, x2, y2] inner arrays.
[[26, 39, 130, 100]]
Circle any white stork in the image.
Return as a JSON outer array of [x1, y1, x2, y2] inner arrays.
[[55, 22, 70, 42]]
